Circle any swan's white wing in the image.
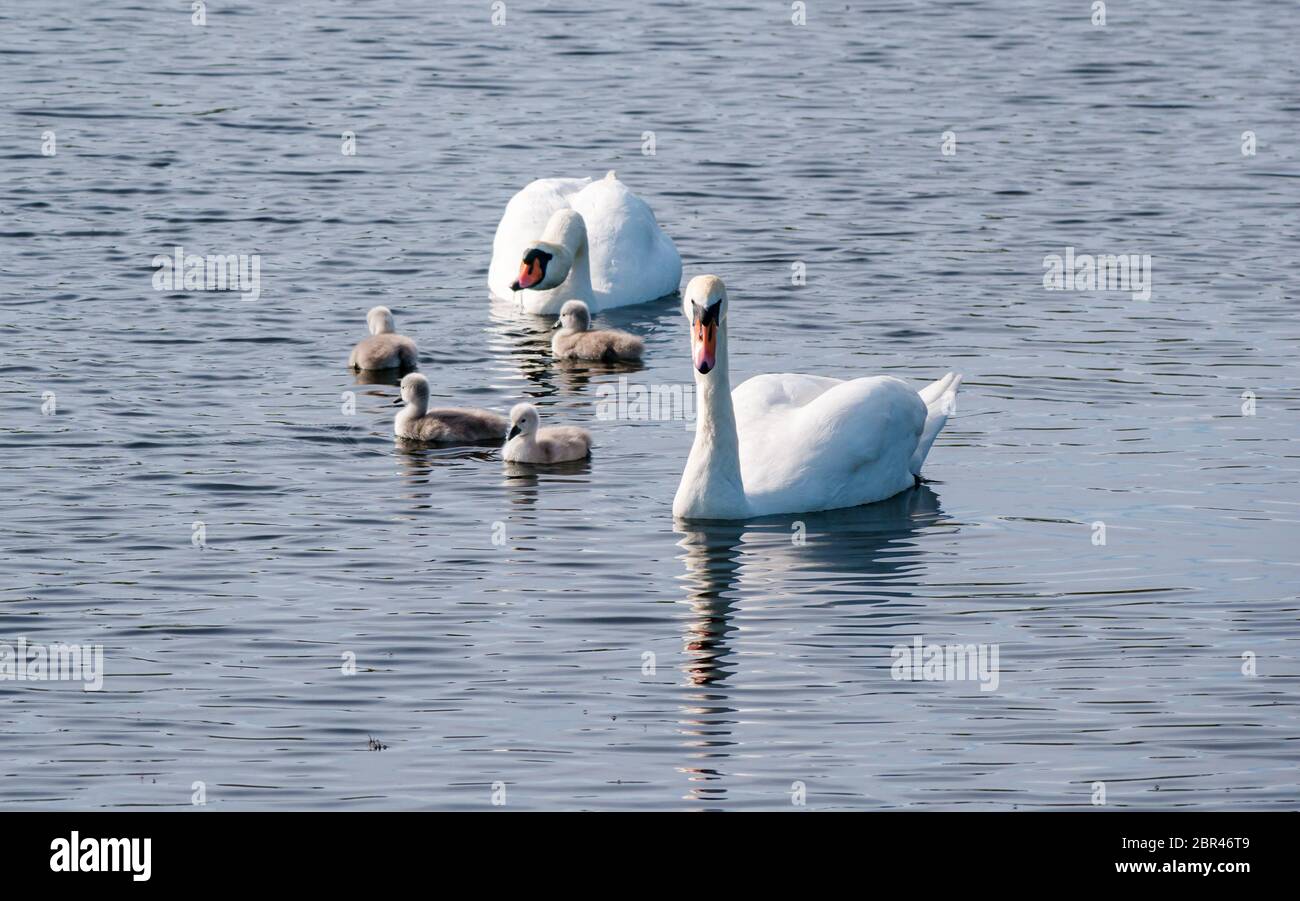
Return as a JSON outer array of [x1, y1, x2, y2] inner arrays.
[[570, 174, 682, 310], [733, 372, 844, 416], [488, 177, 592, 301], [734, 374, 926, 516]]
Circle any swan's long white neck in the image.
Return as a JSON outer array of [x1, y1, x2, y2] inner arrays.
[[674, 324, 750, 520], [564, 243, 593, 307], [527, 213, 593, 314]]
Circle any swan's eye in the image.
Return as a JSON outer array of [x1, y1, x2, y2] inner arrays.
[[695, 301, 721, 327]]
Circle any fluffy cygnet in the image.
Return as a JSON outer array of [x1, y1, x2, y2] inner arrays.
[[349, 306, 418, 371], [502, 403, 592, 463], [394, 373, 507, 443], [551, 300, 644, 363]]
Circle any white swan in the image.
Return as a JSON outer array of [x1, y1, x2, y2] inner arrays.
[[488, 171, 682, 314], [672, 275, 962, 520]]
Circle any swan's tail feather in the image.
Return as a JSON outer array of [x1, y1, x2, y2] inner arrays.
[[918, 371, 958, 407], [910, 373, 962, 476]]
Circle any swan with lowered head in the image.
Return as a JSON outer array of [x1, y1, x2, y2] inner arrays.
[[551, 300, 644, 363], [349, 306, 418, 371], [672, 275, 961, 520], [394, 373, 507, 443], [489, 171, 682, 314], [502, 403, 592, 463]]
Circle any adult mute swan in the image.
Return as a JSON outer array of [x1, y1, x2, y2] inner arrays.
[[672, 275, 962, 520], [488, 171, 681, 314]]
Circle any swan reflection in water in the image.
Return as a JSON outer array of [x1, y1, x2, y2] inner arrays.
[[496, 458, 595, 549], [672, 484, 947, 804], [501, 458, 593, 511], [485, 294, 677, 394], [351, 367, 406, 387]]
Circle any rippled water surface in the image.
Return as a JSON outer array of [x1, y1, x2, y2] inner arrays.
[[2, 0, 1298, 810]]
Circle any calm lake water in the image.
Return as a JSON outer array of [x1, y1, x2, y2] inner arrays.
[[2, 0, 1298, 810]]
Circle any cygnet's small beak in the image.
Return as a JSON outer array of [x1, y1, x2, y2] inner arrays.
[[551, 319, 561, 330], [392, 396, 404, 406], [506, 424, 522, 441]]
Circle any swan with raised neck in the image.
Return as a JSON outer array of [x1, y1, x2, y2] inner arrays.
[[673, 275, 749, 519], [672, 275, 963, 521]]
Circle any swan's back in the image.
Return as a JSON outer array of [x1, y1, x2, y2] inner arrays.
[[734, 374, 926, 515], [403, 407, 508, 443], [505, 426, 592, 463], [733, 372, 843, 414], [570, 174, 681, 307], [553, 328, 644, 362], [537, 426, 591, 462], [350, 333, 418, 370]]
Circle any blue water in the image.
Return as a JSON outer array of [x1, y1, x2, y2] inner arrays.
[[1, 0, 1297, 810]]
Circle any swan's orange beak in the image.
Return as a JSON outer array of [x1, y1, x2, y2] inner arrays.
[[510, 249, 551, 291], [691, 304, 719, 374], [512, 259, 542, 291]]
